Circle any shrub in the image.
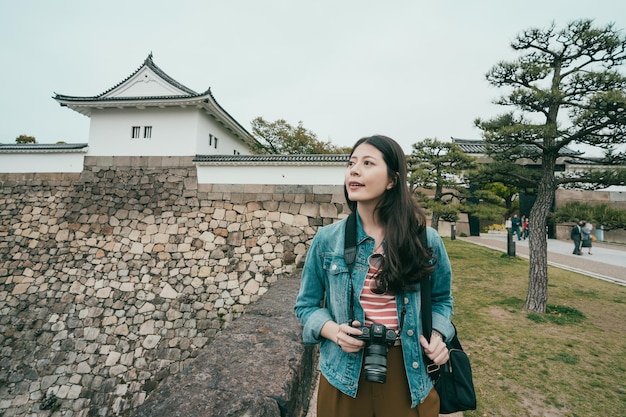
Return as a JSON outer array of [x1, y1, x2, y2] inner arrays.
[[15, 134, 36, 144]]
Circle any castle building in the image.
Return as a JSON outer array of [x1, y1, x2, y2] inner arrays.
[[53, 53, 256, 158]]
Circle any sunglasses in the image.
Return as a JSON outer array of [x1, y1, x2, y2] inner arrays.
[[367, 253, 387, 294]]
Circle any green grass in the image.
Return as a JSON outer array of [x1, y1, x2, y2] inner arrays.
[[444, 238, 626, 417]]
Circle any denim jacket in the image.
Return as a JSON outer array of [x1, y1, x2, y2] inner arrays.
[[294, 214, 455, 407]]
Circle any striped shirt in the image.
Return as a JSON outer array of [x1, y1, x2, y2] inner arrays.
[[359, 265, 399, 331]]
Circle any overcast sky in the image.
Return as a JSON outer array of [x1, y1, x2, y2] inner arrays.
[[1, 1, 625, 155]]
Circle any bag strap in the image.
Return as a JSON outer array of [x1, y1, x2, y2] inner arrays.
[[418, 230, 433, 340], [419, 230, 443, 376]]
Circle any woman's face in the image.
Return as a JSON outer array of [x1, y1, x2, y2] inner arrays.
[[345, 143, 394, 206]]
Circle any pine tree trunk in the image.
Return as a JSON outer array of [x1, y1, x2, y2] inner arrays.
[[430, 212, 440, 231], [523, 157, 557, 313]]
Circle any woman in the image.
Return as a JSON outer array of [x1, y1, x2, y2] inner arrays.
[[294, 135, 455, 416], [581, 221, 593, 255]]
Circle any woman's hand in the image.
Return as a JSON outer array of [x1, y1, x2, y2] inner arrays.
[[335, 320, 366, 353], [419, 332, 449, 365]]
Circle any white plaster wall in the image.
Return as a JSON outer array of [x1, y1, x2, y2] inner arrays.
[[87, 107, 251, 157], [196, 116, 251, 156], [87, 107, 199, 156], [0, 153, 85, 173], [604, 185, 626, 195], [196, 165, 346, 185]]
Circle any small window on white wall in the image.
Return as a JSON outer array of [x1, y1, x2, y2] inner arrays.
[[144, 126, 152, 139], [131, 126, 141, 138], [209, 134, 219, 149]]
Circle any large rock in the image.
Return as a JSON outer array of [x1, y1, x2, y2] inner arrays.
[[132, 273, 316, 417]]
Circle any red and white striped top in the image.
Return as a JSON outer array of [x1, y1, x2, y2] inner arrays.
[[359, 265, 399, 331]]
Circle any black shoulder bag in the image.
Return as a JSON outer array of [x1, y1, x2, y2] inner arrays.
[[419, 231, 477, 414]]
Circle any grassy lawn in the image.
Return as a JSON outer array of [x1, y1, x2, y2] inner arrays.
[[445, 238, 626, 417]]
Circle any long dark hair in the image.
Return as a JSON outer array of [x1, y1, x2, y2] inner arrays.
[[344, 135, 434, 293]]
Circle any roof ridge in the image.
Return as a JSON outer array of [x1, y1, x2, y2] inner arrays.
[[94, 54, 198, 98]]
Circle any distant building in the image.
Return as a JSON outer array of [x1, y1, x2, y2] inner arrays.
[[451, 137, 626, 233], [451, 137, 624, 189], [451, 137, 580, 168]]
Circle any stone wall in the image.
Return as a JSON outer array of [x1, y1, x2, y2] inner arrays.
[[0, 166, 346, 417], [132, 271, 316, 417]]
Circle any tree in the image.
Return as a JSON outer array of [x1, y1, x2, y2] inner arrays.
[[467, 164, 522, 213], [408, 138, 477, 230], [474, 19, 626, 313], [250, 117, 350, 154], [460, 180, 512, 223], [479, 180, 518, 213], [16, 134, 36, 144]]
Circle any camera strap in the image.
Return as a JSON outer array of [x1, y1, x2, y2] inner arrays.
[[344, 211, 357, 321]]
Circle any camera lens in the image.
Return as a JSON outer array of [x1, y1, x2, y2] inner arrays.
[[363, 343, 388, 383]]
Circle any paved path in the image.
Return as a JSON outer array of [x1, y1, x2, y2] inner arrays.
[[304, 234, 624, 417], [461, 233, 625, 286]]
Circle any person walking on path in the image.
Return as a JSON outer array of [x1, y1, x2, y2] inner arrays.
[[295, 135, 455, 417], [570, 220, 583, 255], [581, 221, 593, 255], [511, 214, 522, 241]]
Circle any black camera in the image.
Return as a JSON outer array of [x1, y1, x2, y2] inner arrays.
[[353, 323, 398, 383]]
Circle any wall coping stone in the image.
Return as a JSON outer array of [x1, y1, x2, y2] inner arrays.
[[84, 156, 196, 168]]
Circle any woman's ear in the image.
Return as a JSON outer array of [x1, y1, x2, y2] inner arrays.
[[387, 172, 399, 190]]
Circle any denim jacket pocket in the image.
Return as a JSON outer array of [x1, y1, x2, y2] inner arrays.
[[322, 255, 351, 325]]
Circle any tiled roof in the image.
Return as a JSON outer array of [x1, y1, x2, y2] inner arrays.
[[452, 138, 487, 154], [451, 138, 581, 156], [193, 154, 349, 165], [0, 143, 88, 153], [53, 94, 204, 102], [103, 53, 198, 97], [55, 54, 198, 101]]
